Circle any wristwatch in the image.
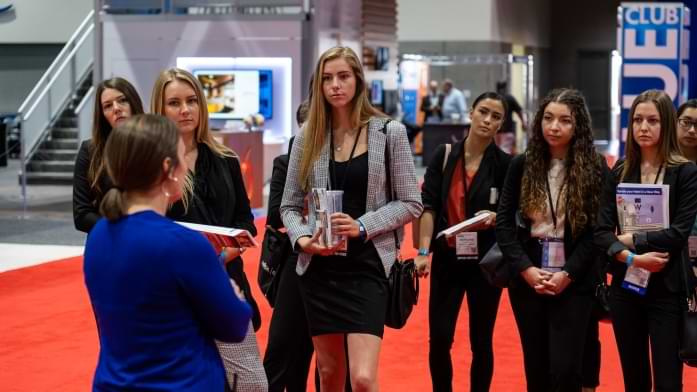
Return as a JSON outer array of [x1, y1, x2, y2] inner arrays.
[[358, 221, 367, 240]]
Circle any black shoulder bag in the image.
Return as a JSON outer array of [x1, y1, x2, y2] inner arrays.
[[381, 121, 419, 329]]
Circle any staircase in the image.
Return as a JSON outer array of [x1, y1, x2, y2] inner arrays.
[[21, 74, 92, 185]]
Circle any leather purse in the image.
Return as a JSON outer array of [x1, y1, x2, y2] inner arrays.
[[381, 121, 419, 329], [257, 225, 291, 307], [479, 209, 527, 288], [592, 259, 612, 323], [679, 252, 697, 367]]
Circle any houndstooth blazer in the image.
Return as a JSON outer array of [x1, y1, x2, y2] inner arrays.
[[280, 116, 423, 277]]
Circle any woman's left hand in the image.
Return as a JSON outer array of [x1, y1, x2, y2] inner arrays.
[[220, 246, 247, 264], [331, 213, 360, 238], [541, 271, 572, 295], [475, 210, 497, 229]]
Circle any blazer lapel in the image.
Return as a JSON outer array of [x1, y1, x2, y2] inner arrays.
[[663, 165, 678, 217], [466, 142, 497, 209], [367, 118, 388, 210]]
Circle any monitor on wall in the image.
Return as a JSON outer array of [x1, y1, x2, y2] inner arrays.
[[194, 69, 273, 120]]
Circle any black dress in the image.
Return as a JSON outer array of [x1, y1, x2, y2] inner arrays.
[[300, 152, 389, 337]]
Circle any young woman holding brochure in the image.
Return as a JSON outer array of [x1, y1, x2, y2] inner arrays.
[[151, 68, 267, 391], [497, 88, 609, 391], [595, 89, 697, 392], [83, 114, 252, 391], [415, 91, 511, 392]]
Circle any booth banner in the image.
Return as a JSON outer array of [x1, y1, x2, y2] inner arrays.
[[399, 60, 429, 125], [618, 2, 690, 155]]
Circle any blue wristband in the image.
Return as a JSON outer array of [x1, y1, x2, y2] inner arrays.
[[626, 252, 635, 267], [219, 249, 227, 266], [418, 248, 429, 256]]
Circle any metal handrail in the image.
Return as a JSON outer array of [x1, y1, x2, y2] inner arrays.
[[17, 11, 94, 115]]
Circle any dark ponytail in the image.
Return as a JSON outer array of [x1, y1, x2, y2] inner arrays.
[[100, 188, 126, 221]]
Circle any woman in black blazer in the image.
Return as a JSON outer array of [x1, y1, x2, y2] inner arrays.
[[497, 88, 608, 392], [415, 92, 511, 392], [595, 90, 697, 392], [72, 77, 144, 233]]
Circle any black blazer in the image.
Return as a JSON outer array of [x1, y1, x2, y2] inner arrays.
[[73, 140, 113, 233], [496, 153, 610, 291], [595, 159, 697, 293], [266, 137, 295, 230], [422, 138, 512, 259], [421, 94, 445, 120], [166, 143, 261, 330]]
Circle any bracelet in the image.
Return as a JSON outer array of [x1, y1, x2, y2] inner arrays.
[[218, 249, 227, 265], [418, 248, 429, 256], [626, 252, 635, 267]]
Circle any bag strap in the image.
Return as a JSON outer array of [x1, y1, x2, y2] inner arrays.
[[681, 250, 697, 312], [442, 143, 451, 173], [380, 120, 402, 259]]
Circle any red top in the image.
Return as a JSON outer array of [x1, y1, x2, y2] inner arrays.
[[447, 157, 475, 227]]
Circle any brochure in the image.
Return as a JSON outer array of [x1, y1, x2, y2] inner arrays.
[[175, 221, 259, 251], [616, 183, 670, 295], [436, 211, 492, 239]]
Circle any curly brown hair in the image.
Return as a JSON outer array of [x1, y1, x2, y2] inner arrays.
[[520, 88, 605, 238]]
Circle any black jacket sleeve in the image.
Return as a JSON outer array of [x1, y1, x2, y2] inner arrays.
[[563, 159, 611, 281], [228, 156, 257, 237], [495, 154, 533, 274], [266, 155, 289, 229], [421, 143, 448, 214], [594, 161, 627, 259], [634, 163, 697, 254], [73, 141, 100, 233]]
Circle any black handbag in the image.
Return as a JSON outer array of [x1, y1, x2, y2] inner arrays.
[[257, 225, 292, 307], [381, 120, 419, 329], [679, 253, 697, 367], [592, 259, 612, 323], [479, 210, 527, 288]]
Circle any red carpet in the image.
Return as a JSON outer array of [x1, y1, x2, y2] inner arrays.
[[1, 220, 696, 391]]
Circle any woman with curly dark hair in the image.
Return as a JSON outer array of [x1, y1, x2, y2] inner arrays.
[[496, 88, 610, 391]]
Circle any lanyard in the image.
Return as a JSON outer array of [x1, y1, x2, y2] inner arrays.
[[544, 169, 566, 237], [329, 126, 363, 191], [643, 164, 663, 184]]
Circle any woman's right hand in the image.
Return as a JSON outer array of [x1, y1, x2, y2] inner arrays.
[[296, 229, 337, 256], [414, 255, 431, 278], [633, 251, 669, 272]]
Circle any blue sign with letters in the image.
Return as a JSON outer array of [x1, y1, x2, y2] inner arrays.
[[618, 2, 690, 155]]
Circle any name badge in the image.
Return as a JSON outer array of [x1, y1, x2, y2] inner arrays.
[[456, 232, 478, 260], [689, 236, 697, 260], [622, 265, 651, 296], [541, 238, 565, 272]]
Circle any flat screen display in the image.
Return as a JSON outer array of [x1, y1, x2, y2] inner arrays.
[[194, 69, 273, 120]]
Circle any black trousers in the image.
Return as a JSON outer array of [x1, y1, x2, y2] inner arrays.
[[508, 281, 594, 392], [581, 315, 601, 388], [263, 257, 314, 391], [428, 252, 502, 392], [609, 277, 683, 392]]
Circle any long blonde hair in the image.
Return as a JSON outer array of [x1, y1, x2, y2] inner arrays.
[[298, 47, 383, 191], [150, 68, 234, 210], [621, 89, 687, 181]]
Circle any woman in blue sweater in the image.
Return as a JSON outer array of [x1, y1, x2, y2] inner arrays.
[[83, 114, 252, 391]]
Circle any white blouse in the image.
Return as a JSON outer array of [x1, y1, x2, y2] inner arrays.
[[530, 158, 566, 239]]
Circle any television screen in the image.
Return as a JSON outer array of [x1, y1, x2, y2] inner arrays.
[[194, 70, 272, 120]]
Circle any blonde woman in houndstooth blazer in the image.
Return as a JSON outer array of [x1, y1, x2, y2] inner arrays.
[[280, 47, 422, 392]]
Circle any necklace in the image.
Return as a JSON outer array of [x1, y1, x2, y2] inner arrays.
[[333, 127, 360, 152]]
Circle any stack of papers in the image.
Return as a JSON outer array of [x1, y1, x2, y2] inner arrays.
[[436, 212, 492, 239], [176, 221, 258, 250]]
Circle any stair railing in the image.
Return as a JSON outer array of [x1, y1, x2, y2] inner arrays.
[[16, 10, 95, 215]]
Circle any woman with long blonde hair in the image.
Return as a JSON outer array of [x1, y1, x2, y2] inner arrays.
[[280, 47, 422, 391], [596, 89, 697, 391], [152, 68, 267, 391]]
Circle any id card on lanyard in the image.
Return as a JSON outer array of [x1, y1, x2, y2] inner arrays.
[[621, 165, 664, 295], [456, 232, 478, 260], [541, 175, 566, 272]]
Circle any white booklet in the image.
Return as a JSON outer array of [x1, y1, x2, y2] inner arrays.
[[615, 183, 670, 295], [175, 221, 259, 249], [436, 211, 492, 239]]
